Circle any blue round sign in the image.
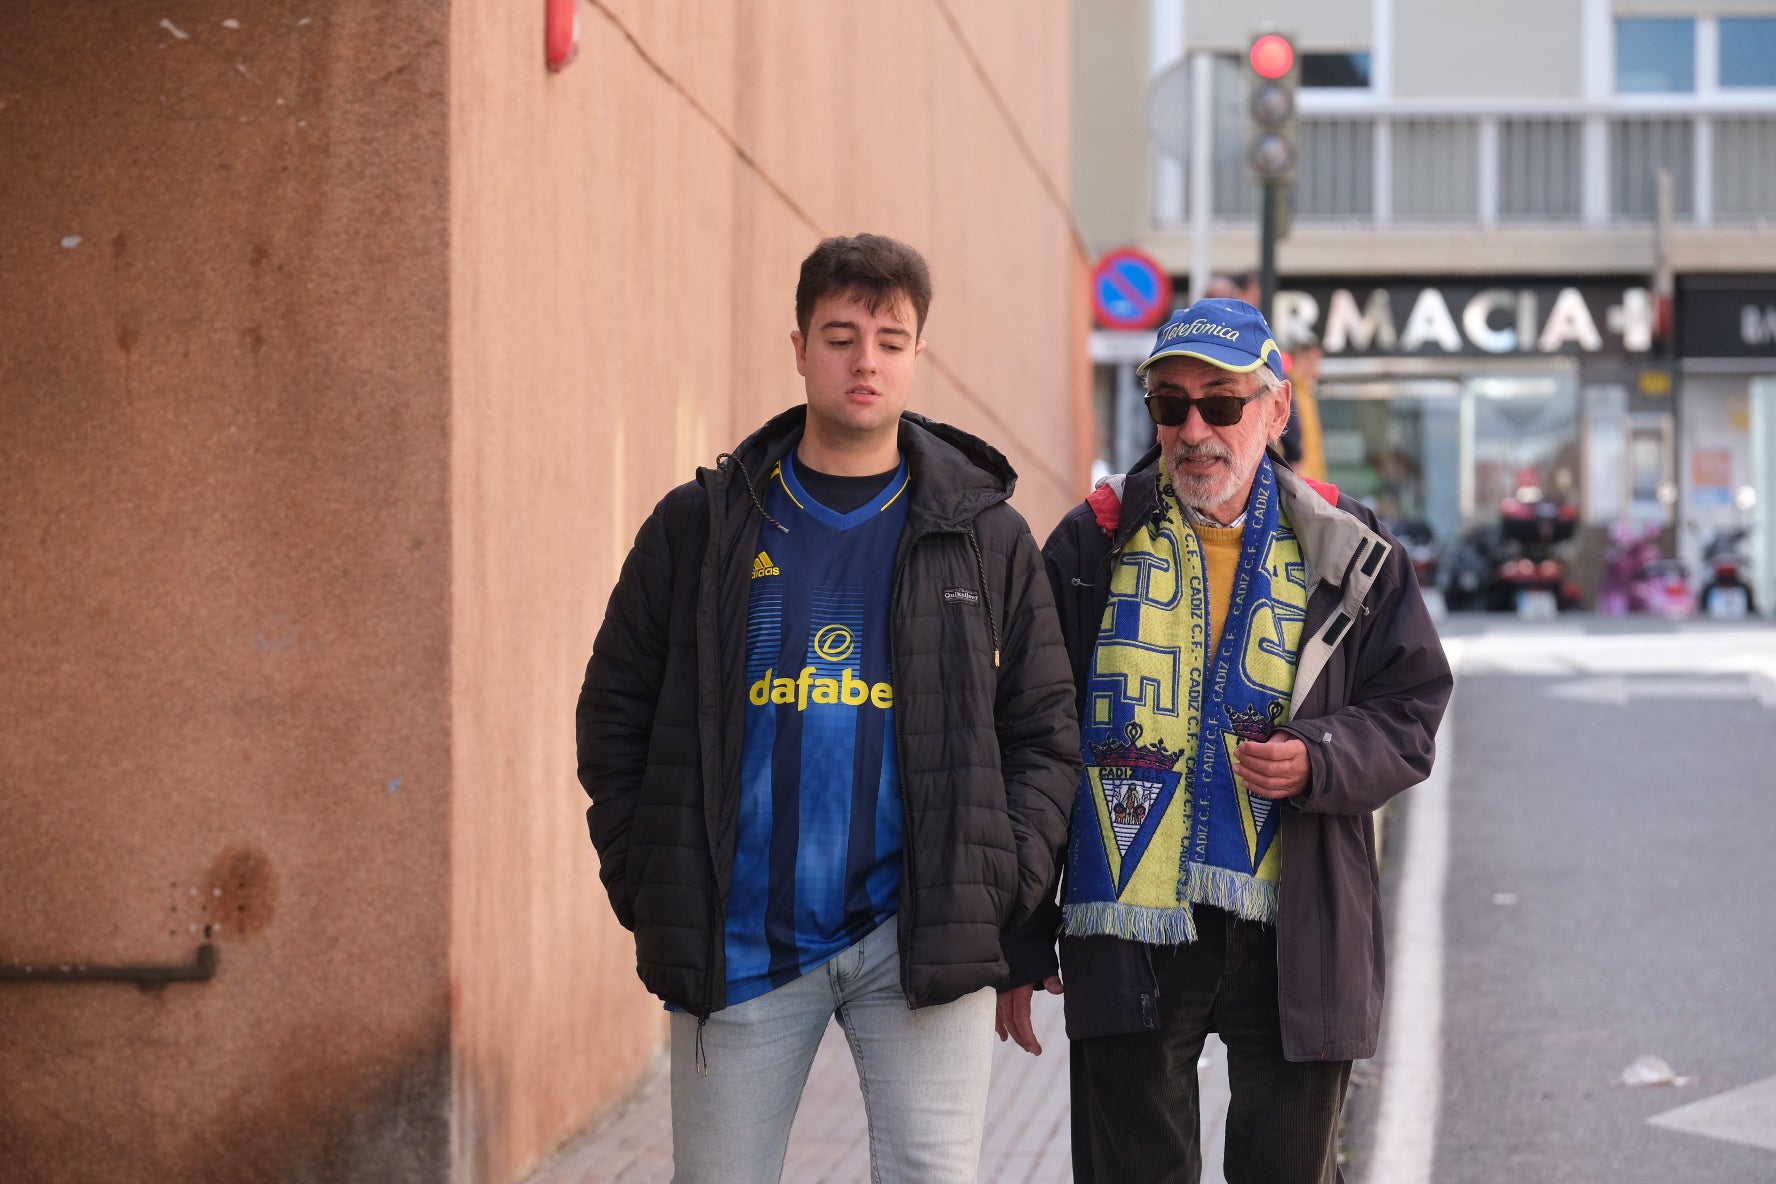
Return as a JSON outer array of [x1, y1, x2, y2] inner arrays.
[[1092, 248, 1173, 329]]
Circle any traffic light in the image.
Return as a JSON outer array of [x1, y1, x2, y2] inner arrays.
[[1247, 32, 1299, 184]]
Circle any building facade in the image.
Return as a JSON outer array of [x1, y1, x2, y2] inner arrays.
[[0, 3, 1086, 1181], [1076, 0, 1776, 612]]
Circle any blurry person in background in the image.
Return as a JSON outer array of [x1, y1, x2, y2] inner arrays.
[[1203, 272, 1262, 306], [1283, 340, 1328, 483], [1204, 273, 1325, 474]]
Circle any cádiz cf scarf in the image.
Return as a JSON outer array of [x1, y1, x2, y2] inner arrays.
[[1062, 455, 1310, 945]]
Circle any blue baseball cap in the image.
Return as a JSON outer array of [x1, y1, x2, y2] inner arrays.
[[1135, 298, 1286, 381]]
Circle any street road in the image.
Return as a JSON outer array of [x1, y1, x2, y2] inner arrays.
[[544, 614, 1776, 1184], [1348, 616, 1776, 1184]]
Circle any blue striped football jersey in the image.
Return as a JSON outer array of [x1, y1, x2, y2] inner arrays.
[[724, 452, 910, 1004]]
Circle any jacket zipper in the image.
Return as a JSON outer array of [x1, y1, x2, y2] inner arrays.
[[965, 526, 1001, 668], [886, 532, 920, 1001], [1139, 944, 1162, 1029], [885, 522, 989, 1003], [698, 457, 755, 1036]]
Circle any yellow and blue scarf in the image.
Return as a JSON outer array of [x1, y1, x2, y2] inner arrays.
[[1063, 455, 1310, 944]]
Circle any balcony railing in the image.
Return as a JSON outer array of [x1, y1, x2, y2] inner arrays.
[[1158, 96, 1776, 229]]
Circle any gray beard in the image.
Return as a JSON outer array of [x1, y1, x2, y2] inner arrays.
[[1163, 448, 1247, 513]]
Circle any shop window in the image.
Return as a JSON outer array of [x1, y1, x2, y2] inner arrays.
[[1315, 382, 1464, 548], [1393, 120, 1479, 221], [1713, 117, 1776, 219], [1499, 118, 1584, 220], [1628, 415, 1674, 514], [1315, 374, 1583, 580], [1468, 377, 1581, 518], [1615, 18, 1695, 94], [1297, 119, 1375, 218], [1720, 19, 1776, 89], [1301, 53, 1371, 89], [1611, 118, 1693, 219]]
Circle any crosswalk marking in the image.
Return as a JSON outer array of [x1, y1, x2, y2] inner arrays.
[[1648, 1073, 1776, 1154]]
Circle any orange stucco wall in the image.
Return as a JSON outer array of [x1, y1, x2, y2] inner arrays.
[[447, 2, 1082, 1181], [2, 2, 1082, 1181], [0, 4, 454, 1181]]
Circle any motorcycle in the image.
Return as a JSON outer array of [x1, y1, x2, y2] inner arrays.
[[1441, 497, 1580, 615], [1385, 518, 1447, 621], [1697, 527, 1757, 618], [1443, 524, 1502, 612], [1491, 493, 1582, 616], [1628, 557, 1696, 618], [1384, 518, 1440, 585], [1597, 521, 1663, 616], [1599, 520, 1700, 618]]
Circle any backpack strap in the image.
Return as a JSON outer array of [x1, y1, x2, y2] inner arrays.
[[1087, 475, 1127, 537]]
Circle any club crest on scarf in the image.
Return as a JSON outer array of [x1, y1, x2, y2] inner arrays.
[[1221, 700, 1285, 868], [1089, 722, 1181, 862]]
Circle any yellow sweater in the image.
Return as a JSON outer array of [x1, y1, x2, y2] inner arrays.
[[1198, 524, 1245, 655]]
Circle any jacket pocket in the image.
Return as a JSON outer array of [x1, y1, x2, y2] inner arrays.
[[991, 794, 1027, 930]]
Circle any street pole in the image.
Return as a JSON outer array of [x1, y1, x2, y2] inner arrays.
[[1656, 168, 1682, 560], [1188, 50, 1214, 305], [1258, 181, 1278, 317]]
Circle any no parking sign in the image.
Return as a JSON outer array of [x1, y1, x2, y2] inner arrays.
[[1092, 248, 1173, 330]]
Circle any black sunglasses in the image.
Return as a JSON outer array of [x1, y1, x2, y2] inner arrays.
[[1144, 390, 1263, 428]]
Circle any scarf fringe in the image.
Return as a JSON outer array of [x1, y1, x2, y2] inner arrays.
[[1062, 901, 1200, 945], [1178, 863, 1278, 924], [1061, 869, 1278, 945]]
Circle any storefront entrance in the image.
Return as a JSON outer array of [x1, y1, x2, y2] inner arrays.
[[1316, 361, 1581, 585]]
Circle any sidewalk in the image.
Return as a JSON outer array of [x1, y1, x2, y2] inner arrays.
[[526, 996, 1229, 1184]]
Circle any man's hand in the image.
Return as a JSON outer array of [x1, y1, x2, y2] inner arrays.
[[1233, 734, 1311, 800], [995, 976, 1064, 1055]]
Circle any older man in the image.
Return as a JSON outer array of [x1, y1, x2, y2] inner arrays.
[[999, 299, 1453, 1183]]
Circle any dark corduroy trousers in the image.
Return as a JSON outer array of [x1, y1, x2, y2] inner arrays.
[[1070, 907, 1351, 1184]]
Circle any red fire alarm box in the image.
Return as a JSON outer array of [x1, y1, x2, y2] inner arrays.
[[546, 0, 579, 72]]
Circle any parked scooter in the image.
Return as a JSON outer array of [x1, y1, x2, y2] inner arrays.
[[1491, 493, 1582, 616], [1385, 518, 1447, 621], [1443, 524, 1503, 612], [1629, 557, 1696, 618], [1385, 518, 1441, 587], [1697, 527, 1758, 618], [1442, 496, 1581, 615], [1597, 521, 1663, 616], [1598, 520, 1697, 618]]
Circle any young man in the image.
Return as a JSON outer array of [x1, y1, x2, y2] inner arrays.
[[577, 234, 1079, 1184], [999, 299, 1452, 1183]]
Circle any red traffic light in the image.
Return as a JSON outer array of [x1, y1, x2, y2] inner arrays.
[[1249, 34, 1295, 79]]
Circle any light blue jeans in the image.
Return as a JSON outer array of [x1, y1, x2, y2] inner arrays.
[[668, 918, 996, 1184]]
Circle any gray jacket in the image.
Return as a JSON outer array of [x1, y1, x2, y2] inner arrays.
[[1007, 448, 1452, 1061]]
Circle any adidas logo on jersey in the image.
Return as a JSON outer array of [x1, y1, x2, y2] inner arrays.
[[752, 550, 780, 579]]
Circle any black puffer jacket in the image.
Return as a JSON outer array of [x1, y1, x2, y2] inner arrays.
[[577, 407, 1081, 1017]]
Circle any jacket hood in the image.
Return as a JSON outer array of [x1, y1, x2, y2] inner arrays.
[[707, 405, 1018, 533]]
